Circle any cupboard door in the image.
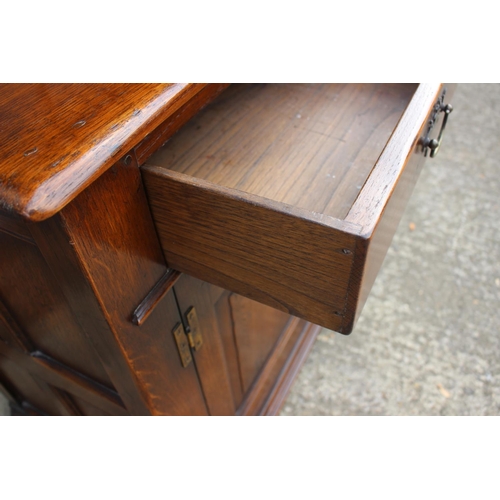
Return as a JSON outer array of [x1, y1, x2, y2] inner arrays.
[[0, 230, 113, 387], [173, 274, 295, 415], [173, 274, 236, 415], [25, 159, 209, 416], [131, 287, 210, 416], [228, 294, 290, 394]]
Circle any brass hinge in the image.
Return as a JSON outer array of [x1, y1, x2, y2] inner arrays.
[[185, 306, 203, 352], [172, 322, 193, 368], [172, 307, 203, 368]]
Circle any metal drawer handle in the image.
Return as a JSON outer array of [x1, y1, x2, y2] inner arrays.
[[422, 94, 453, 158]]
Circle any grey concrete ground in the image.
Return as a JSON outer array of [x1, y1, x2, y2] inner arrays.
[[281, 83, 500, 416], [1, 84, 498, 416]]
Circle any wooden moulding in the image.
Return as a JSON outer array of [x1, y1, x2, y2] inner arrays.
[[0, 341, 128, 415], [30, 351, 126, 411], [0, 83, 217, 221], [132, 269, 181, 326], [143, 83, 456, 334], [237, 317, 321, 416]]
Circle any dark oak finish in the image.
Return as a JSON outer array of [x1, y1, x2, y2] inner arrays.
[[172, 274, 321, 416], [212, 289, 245, 407], [47, 156, 209, 415], [70, 396, 114, 416], [0, 352, 75, 416], [0, 83, 208, 221], [132, 269, 181, 326], [0, 230, 114, 386], [173, 275, 236, 415], [229, 294, 290, 393], [0, 83, 456, 415], [31, 351, 125, 411], [28, 210, 154, 415], [238, 320, 320, 416], [259, 323, 320, 416], [0, 341, 128, 415]]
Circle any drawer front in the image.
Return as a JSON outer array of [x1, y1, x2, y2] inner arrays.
[[142, 83, 456, 334], [342, 84, 456, 331]]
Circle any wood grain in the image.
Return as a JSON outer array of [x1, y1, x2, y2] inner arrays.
[[259, 322, 320, 416], [29, 210, 153, 415], [143, 167, 361, 331], [144, 83, 455, 334], [0, 352, 74, 416], [1, 82, 454, 414], [229, 294, 290, 393], [0, 83, 208, 221], [237, 319, 320, 416], [50, 388, 84, 416], [346, 84, 447, 233], [135, 84, 230, 165], [53, 155, 208, 415], [0, 340, 128, 415], [70, 395, 114, 416], [147, 83, 416, 219], [0, 230, 115, 386], [132, 269, 181, 326], [31, 351, 126, 412], [213, 290, 244, 407], [173, 274, 236, 416]]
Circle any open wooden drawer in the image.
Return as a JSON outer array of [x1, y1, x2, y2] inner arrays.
[[142, 83, 455, 334]]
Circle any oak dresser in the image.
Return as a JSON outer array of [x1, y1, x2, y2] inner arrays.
[[0, 83, 455, 415]]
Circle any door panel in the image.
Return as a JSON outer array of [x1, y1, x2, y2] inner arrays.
[[173, 274, 294, 415], [214, 290, 244, 407], [229, 294, 290, 393], [173, 275, 236, 415]]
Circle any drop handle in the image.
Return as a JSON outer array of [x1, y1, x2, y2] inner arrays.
[[422, 102, 453, 158]]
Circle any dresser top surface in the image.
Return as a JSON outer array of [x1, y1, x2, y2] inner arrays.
[[0, 83, 205, 221]]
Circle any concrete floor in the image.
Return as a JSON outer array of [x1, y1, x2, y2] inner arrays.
[[1, 84, 498, 416], [281, 83, 500, 416]]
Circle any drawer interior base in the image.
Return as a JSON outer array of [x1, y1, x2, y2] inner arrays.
[[147, 83, 418, 219]]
